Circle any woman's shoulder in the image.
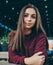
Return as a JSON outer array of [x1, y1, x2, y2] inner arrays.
[[37, 32, 48, 50], [8, 30, 16, 40], [32, 32, 47, 44], [9, 30, 16, 36], [37, 32, 47, 40]]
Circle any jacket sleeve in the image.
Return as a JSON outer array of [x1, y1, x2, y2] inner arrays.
[[34, 33, 48, 65], [8, 47, 25, 64], [8, 31, 26, 65]]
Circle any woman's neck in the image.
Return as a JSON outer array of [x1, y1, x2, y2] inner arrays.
[[23, 29, 32, 35]]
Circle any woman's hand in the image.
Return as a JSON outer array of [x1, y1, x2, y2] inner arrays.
[[30, 52, 45, 65], [24, 52, 45, 65]]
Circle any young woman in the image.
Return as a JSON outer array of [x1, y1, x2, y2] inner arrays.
[[8, 4, 48, 65]]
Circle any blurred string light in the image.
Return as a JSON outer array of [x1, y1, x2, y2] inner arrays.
[[6, 0, 8, 4], [9, 17, 11, 20], [46, 18, 49, 20], [45, 5, 48, 8], [44, 0, 49, 21], [17, 12, 19, 15], [45, 10, 48, 13], [4, 15, 12, 20], [46, 14, 48, 16], [44, 0, 51, 36], [4, 15, 7, 18], [0, 23, 13, 31], [44, 0, 47, 1], [12, 7, 15, 10]]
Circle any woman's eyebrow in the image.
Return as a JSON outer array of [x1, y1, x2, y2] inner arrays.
[[24, 13, 28, 15], [24, 13, 36, 15], [32, 14, 36, 15]]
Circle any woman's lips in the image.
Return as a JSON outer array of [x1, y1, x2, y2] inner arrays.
[[27, 23, 32, 25]]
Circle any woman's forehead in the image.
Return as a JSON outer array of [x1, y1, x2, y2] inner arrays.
[[24, 8, 36, 15]]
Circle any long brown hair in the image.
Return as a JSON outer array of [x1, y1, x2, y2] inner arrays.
[[9, 3, 46, 51]]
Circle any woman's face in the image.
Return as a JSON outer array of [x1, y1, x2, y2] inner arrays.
[[23, 8, 36, 29]]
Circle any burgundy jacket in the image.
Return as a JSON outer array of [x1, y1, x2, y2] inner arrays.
[[8, 31, 48, 65]]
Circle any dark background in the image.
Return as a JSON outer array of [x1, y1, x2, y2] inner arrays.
[[0, 0, 53, 37]]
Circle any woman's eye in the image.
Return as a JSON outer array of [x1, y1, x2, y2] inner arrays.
[[31, 15, 36, 19], [24, 14, 28, 17]]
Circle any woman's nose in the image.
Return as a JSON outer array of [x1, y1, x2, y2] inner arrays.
[[28, 16, 31, 21]]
